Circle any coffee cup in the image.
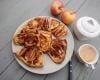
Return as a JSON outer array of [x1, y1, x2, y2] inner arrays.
[[77, 44, 99, 69]]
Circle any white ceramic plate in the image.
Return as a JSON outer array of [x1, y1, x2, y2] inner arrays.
[[12, 16, 74, 74]]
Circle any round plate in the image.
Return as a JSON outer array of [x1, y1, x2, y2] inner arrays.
[[12, 16, 74, 74]]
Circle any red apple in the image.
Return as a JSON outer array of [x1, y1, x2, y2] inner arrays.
[[59, 10, 76, 25], [50, 0, 64, 16]]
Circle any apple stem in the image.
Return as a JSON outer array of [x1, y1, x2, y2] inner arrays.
[[71, 11, 76, 14]]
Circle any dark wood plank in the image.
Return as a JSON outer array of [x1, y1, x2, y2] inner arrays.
[[21, 72, 46, 80], [65, 0, 88, 12], [0, 60, 26, 80], [0, 41, 14, 74], [46, 66, 68, 80]]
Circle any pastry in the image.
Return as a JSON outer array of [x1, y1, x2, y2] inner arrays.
[[15, 47, 43, 67], [48, 39, 67, 63]]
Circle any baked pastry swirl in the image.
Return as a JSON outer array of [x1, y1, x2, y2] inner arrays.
[[13, 17, 68, 67]]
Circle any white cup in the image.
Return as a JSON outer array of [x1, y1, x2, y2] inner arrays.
[[77, 44, 99, 69]]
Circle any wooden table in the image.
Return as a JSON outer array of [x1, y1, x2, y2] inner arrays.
[[0, 0, 100, 80]]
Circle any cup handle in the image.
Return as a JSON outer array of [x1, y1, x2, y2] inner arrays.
[[91, 65, 95, 69], [85, 64, 95, 69], [85, 64, 89, 67]]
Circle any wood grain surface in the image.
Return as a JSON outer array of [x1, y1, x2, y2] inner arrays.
[[0, 0, 100, 80]]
